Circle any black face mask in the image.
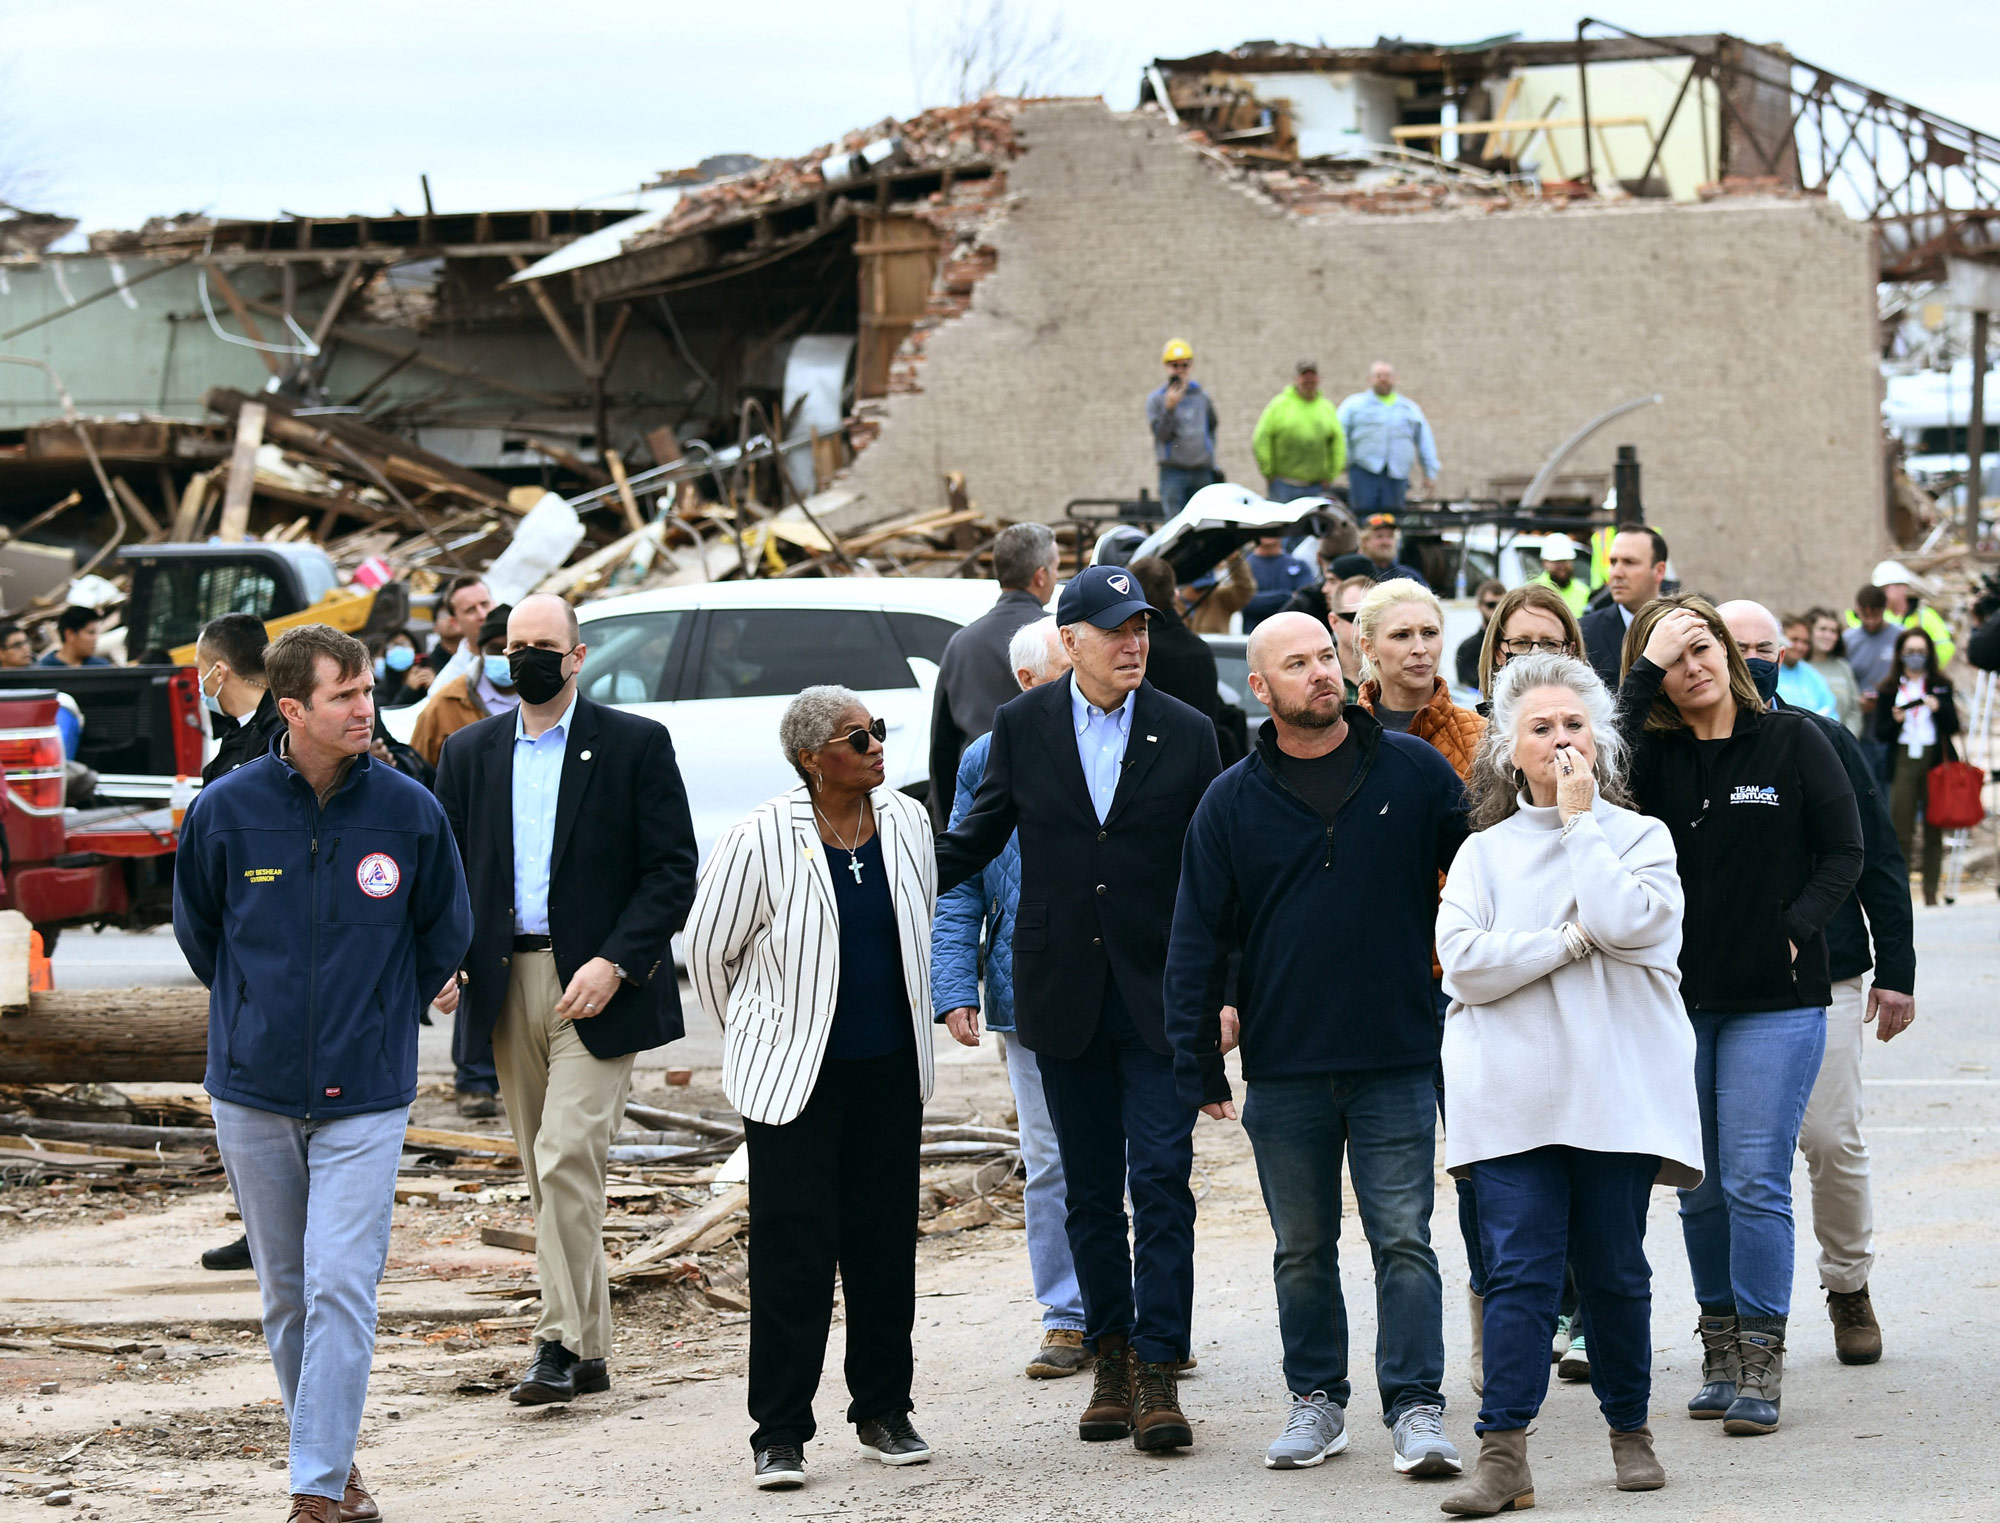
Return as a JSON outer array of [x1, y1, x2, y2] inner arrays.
[[1745, 656, 1780, 704], [507, 645, 573, 705]]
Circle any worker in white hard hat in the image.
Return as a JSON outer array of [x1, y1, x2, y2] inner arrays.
[[1529, 535, 1591, 618], [1846, 559, 1955, 668], [1147, 338, 1219, 515]]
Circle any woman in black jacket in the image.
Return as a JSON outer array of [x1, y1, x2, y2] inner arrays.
[[1873, 626, 1960, 906], [1619, 595, 1863, 1439]]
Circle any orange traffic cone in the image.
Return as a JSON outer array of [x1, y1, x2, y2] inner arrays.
[[28, 930, 52, 992]]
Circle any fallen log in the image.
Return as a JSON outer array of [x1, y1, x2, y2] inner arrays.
[[0, 1113, 215, 1150], [0, 989, 209, 1084]]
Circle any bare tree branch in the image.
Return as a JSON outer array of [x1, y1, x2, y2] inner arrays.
[[911, 0, 1092, 106]]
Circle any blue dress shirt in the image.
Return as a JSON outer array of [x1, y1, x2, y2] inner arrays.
[[511, 695, 576, 934], [1070, 676, 1134, 823], [1337, 390, 1441, 479]]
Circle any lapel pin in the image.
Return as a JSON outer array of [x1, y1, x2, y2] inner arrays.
[[1146, 734, 1158, 743], [580, 749, 592, 761]]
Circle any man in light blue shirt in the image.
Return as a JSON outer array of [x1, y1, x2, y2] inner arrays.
[[1338, 361, 1441, 513], [511, 692, 575, 934], [1072, 670, 1135, 821]]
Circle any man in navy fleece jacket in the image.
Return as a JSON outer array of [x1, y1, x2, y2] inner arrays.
[[1164, 611, 1468, 1475]]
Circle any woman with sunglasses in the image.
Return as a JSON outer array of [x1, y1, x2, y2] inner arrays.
[[687, 686, 939, 1491], [1475, 584, 1586, 704]]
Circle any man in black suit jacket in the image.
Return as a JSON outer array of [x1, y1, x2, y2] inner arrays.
[[435, 593, 697, 1407], [937, 565, 1221, 1454], [1582, 525, 1670, 686]]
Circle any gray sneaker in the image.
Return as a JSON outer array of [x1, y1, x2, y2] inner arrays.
[[1264, 1391, 1348, 1469], [1391, 1403, 1462, 1477]]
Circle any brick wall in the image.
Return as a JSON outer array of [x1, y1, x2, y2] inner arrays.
[[840, 100, 1885, 611]]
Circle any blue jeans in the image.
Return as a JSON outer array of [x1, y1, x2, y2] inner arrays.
[[213, 1100, 407, 1501], [1472, 1147, 1657, 1433], [1158, 463, 1217, 515], [1348, 464, 1409, 512], [1002, 1034, 1085, 1331], [1678, 1005, 1827, 1318], [1267, 477, 1327, 504], [1036, 983, 1197, 1366], [1240, 1065, 1444, 1422]]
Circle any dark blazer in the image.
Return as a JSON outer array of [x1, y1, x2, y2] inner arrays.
[[927, 588, 1050, 830], [936, 675, 1221, 1059], [1581, 602, 1629, 688], [1777, 698, 1914, 994], [1142, 609, 1219, 723], [434, 695, 699, 1061], [202, 690, 283, 784]]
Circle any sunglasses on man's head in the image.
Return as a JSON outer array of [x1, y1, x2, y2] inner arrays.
[[835, 717, 887, 753]]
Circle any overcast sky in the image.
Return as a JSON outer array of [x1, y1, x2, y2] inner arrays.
[[3, 0, 1995, 236]]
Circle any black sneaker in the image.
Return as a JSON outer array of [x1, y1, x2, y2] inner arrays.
[[456, 1090, 500, 1119], [856, 1413, 932, 1466], [753, 1444, 805, 1489], [201, 1234, 252, 1272]]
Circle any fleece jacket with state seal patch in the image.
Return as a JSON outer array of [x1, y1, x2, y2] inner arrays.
[[173, 738, 472, 1121]]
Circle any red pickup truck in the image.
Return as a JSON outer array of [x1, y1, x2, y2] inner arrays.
[[0, 685, 195, 946]]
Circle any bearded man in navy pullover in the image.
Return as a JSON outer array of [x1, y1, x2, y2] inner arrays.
[[1165, 611, 1468, 1478]]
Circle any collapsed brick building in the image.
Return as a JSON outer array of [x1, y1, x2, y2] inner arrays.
[[836, 97, 1882, 610]]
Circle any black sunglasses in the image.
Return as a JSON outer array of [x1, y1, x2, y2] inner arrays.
[[1332, 609, 1357, 623], [835, 717, 887, 753]]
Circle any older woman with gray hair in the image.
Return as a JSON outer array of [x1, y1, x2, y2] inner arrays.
[[686, 684, 938, 1491], [1434, 654, 1700, 1516]]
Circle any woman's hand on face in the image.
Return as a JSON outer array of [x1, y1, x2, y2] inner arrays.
[[1640, 608, 1707, 670], [1554, 744, 1593, 822]]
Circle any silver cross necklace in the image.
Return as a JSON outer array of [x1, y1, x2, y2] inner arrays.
[[813, 799, 869, 884]]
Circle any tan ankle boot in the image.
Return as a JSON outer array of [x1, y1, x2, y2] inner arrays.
[[1078, 1335, 1134, 1441], [1439, 1427, 1534, 1516], [1609, 1426, 1665, 1491]]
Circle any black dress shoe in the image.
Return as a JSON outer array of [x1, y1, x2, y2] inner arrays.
[[201, 1234, 252, 1272], [575, 1358, 610, 1394], [508, 1339, 579, 1404], [753, 1444, 805, 1489]]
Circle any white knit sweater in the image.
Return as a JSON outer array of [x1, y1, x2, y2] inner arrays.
[[1437, 792, 1703, 1190]]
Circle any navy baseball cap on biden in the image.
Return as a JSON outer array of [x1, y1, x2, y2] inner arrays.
[[1057, 564, 1159, 629]]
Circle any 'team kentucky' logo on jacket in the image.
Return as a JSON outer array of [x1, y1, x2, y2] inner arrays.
[[1729, 784, 1781, 806]]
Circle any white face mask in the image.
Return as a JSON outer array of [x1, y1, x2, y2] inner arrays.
[[201, 662, 227, 716]]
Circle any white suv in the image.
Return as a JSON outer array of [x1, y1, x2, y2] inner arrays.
[[565, 578, 1001, 857]]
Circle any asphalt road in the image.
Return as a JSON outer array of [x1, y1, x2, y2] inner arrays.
[[37, 900, 2000, 1519]]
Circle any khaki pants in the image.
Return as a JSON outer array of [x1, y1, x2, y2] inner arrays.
[[492, 951, 633, 1359], [1798, 976, 1873, 1295]]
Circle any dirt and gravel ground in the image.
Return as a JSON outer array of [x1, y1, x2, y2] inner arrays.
[[3, 902, 1999, 1520]]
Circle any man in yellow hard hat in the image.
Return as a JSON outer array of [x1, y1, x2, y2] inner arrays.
[[1148, 339, 1219, 514]]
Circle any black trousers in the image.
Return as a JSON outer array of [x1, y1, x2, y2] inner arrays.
[[743, 1048, 921, 1450]]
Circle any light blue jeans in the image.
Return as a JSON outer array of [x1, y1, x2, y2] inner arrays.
[[1002, 1034, 1085, 1331], [213, 1100, 407, 1501], [1677, 1005, 1827, 1318]]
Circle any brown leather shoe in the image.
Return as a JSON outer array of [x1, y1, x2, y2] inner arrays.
[[1828, 1285, 1882, 1365], [1131, 1360, 1193, 1452], [1078, 1334, 1134, 1441], [339, 1464, 381, 1522], [288, 1496, 337, 1522]]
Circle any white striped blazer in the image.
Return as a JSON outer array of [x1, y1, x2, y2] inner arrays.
[[686, 785, 937, 1126]]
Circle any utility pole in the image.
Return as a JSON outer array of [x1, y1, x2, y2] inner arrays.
[[1968, 308, 1989, 550]]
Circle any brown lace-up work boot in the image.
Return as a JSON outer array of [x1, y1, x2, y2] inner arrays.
[[1131, 1359, 1193, 1451], [1827, 1285, 1882, 1365], [1079, 1335, 1134, 1441], [287, 1496, 337, 1522]]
